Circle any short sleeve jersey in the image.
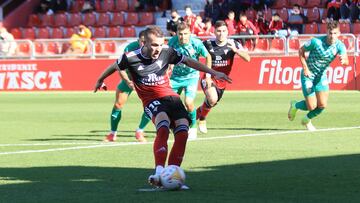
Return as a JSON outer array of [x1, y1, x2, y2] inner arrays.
[[203, 38, 243, 89], [116, 46, 185, 106], [304, 36, 346, 75], [168, 36, 209, 79], [124, 41, 140, 52]]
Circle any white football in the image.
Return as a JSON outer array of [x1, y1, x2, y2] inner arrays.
[[160, 165, 186, 190]]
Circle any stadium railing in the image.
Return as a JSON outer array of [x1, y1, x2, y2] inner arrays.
[[1, 34, 358, 59]]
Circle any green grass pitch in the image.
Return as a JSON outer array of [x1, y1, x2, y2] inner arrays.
[[0, 91, 360, 202]]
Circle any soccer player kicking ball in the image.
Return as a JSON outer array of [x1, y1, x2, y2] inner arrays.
[[288, 21, 349, 131], [168, 22, 212, 140], [196, 20, 250, 133], [103, 30, 150, 142], [94, 26, 231, 187]]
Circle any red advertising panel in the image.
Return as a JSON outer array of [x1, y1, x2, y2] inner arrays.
[[0, 57, 358, 91]]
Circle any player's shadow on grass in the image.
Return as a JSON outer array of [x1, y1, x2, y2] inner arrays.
[[207, 127, 290, 131], [1, 154, 360, 202]]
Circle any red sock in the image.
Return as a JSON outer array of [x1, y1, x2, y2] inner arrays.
[[168, 130, 188, 166], [199, 102, 211, 120], [153, 126, 169, 167]]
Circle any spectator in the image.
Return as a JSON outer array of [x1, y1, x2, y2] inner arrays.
[[183, 5, 197, 33], [36, 0, 54, 15], [166, 9, 184, 36], [287, 4, 307, 34], [225, 10, 237, 35], [193, 16, 205, 36], [204, 0, 223, 23], [66, 25, 92, 55], [136, 0, 162, 11], [253, 11, 269, 35], [0, 27, 17, 57], [325, 0, 342, 22], [81, 0, 95, 13], [340, 0, 352, 23], [49, 0, 68, 13], [237, 12, 258, 50], [269, 13, 287, 36], [198, 17, 215, 37], [349, 1, 360, 22]]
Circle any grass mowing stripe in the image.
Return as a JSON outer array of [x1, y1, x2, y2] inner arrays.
[[1, 126, 359, 155]]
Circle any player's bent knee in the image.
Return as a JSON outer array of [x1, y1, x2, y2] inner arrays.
[[317, 103, 327, 109]]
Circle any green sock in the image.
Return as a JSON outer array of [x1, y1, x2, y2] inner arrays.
[[138, 112, 151, 130], [110, 108, 122, 132], [189, 110, 196, 128], [295, 100, 308, 111], [307, 107, 324, 119]]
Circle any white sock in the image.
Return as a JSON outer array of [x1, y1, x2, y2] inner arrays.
[[136, 128, 144, 132], [155, 165, 164, 175], [110, 131, 117, 136]]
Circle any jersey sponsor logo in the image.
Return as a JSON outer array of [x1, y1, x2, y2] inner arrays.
[[138, 65, 144, 71], [155, 60, 163, 69], [224, 49, 229, 55], [258, 59, 352, 89], [141, 73, 165, 86], [0, 63, 62, 90]]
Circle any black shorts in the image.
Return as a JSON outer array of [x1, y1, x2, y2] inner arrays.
[[200, 78, 225, 103], [144, 96, 191, 126]]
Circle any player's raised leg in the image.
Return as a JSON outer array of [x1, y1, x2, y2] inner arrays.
[[197, 79, 218, 134]]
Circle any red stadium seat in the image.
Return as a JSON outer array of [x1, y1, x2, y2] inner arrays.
[[104, 41, 116, 53], [10, 28, 22, 39], [253, 38, 269, 52], [51, 27, 64, 38], [27, 14, 41, 27], [124, 12, 139, 25], [122, 26, 136, 37], [271, 0, 288, 9], [115, 0, 129, 11], [318, 23, 327, 33], [34, 42, 44, 54], [67, 13, 82, 27], [40, 14, 54, 27], [289, 0, 306, 7], [97, 12, 111, 26], [110, 12, 125, 26], [307, 7, 320, 23], [18, 43, 30, 54], [37, 27, 50, 39], [304, 23, 318, 34], [289, 38, 300, 51], [245, 9, 257, 22], [275, 8, 289, 22], [22, 28, 36, 39], [352, 23, 360, 35], [82, 12, 97, 26], [54, 13, 67, 27], [108, 26, 121, 37], [270, 38, 285, 51], [138, 12, 154, 26], [304, 0, 321, 8], [46, 42, 59, 54], [340, 22, 351, 34], [70, 0, 85, 12], [93, 26, 107, 38], [100, 0, 115, 11], [64, 27, 76, 38]]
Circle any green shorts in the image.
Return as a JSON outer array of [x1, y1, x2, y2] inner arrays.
[[301, 70, 329, 97], [117, 80, 133, 95], [170, 77, 199, 100]]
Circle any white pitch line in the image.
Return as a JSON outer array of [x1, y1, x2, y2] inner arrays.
[[0, 142, 107, 147], [0, 126, 359, 155]]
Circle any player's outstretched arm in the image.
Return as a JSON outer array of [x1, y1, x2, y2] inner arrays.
[[94, 62, 117, 92], [182, 57, 232, 83]]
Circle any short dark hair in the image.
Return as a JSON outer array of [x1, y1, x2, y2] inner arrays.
[[177, 22, 189, 31], [184, 5, 191, 10], [171, 9, 178, 13], [138, 30, 146, 38], [214, 20, 227, 29], [327, 20, 339, 31], [144, 26, 164, 39]]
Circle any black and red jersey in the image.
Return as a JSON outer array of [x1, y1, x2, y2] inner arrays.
[[117, 46, 184, 106], [203, 39, 243, 89]]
